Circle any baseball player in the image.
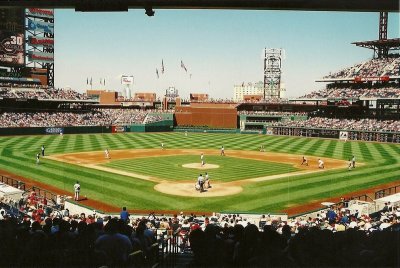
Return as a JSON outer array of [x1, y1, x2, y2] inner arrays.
[[205, 172, 211, 189], [220, 146, 225, 156], [197, 174, 205, 192], [352, 155, 356, 168], [200, 153, 205, 166], [36, 153, 40, 165], [104, 149, 110, 159], [41, 145, 45, 157], [260, 145, 265, 152], [74, 181, 81, 201], [301, 156, 308, 166], [348, 159, 353, 171], [318, 159, 325, 169], [161, 142, 164, 150]]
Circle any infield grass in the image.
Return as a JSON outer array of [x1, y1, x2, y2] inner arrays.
[[102, 155, 299, 182], [0, 132, 399, 213]]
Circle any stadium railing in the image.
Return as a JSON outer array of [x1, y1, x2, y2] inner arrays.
[[0, 175, 25, 190], [375, 184, 400, 199]]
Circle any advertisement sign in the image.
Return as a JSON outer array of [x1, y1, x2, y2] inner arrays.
[[28, 51, 54, 63], [45, 127, 64, 134], [26, 8, 54, 19], [28, 36, 54, 47], [121, 75, 134, 85], [0, 8, 25, 67], [354, 76, 390, 82], [112, 126, 127, 133], [339, 131, 349, 141], [28, 20, 54, 34]]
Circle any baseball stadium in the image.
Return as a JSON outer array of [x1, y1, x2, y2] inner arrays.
[[0, 2, 399, 268]]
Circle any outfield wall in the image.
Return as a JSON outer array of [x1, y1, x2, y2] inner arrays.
[[0, 126, 112, 136], [265, 126, 400, 143], [175, 106, 237, 128]]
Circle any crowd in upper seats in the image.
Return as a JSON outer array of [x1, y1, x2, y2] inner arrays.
[[323, 57, 400, 79], [238, 111, 307, 116], [268, 117, 400, 132], [0, 83, 88, 101], [299, 86, 400, 99], [0, 109, 167, 128]]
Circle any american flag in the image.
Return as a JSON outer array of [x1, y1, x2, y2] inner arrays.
[[181, 60, 187, 73]]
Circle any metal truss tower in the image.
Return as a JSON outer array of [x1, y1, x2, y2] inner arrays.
[[25, 8, 55, 87], [378, 11, 388, 58], [263, 48, 284, 100]]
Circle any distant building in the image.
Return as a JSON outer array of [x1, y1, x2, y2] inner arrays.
[[233, 81, 264, 102], [234, 81, 286, 102]]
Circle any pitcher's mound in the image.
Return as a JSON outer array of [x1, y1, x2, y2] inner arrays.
[[182, 163, 220, 169], [154, 182, 242, 197]]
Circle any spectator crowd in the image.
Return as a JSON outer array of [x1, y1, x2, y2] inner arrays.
[[0, 109, 168, 128], [323, 57, 400, 79], [268, 117, 400, 132], [0, 193, 399, 267]]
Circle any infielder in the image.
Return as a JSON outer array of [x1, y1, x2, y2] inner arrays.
[[201, 153, 205, 166], [74, 181, 81, 201], [36, 153, 40, 165], [301, 156, 308, 166], [352, 155, 356, 168], [318, 159, 325, 169], [220, 146, 225, 156], [104, 149, 110, 159]]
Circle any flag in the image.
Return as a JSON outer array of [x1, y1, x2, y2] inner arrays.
[[181, 60, 187, 73], [156, 68, 159, 78], [161, 59, 164, 74], [86, 78, 88, 85], [90, 77, 92, 86], [103, 78, 106, 86], [242, 82, 245, 87], [100, 78, 102, 85]]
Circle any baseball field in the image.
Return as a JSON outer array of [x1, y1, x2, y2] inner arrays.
[[0, 132, 399, 214]]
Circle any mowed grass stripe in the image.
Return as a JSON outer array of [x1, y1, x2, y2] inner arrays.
[[104, 155, 299, 182], [364, 142, 387, 163]]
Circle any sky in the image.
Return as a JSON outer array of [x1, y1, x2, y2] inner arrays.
[[54, 10, 399, 99]]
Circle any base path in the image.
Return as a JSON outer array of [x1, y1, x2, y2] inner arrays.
[[49, 149, 348, 198]]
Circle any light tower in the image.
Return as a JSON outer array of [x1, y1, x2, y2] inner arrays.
[[263, 48, 284, 100]]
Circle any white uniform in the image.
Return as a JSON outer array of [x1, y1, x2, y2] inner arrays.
[[105, 149, 110, 159], [201, 154, 204, 166], [74, 182, 81, 201], [318, 159, 324, 169], [161, 143, 164, 150]]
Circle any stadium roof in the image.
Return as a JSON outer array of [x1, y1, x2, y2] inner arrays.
[[0, 0, 398, 12], [352, 38, 400, 50]]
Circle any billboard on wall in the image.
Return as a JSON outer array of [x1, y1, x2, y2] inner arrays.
[[28, 20, 54, 34], [0, 8, 25, 67], [28, 36, 54, 47], [121, 75, 134, 85], [28, 51, 54, 63], [26, 8, 54, 19]]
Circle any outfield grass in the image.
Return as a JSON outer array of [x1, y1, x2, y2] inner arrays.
[[0, 132, 399, 213], [102, 155, 299, 182]]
